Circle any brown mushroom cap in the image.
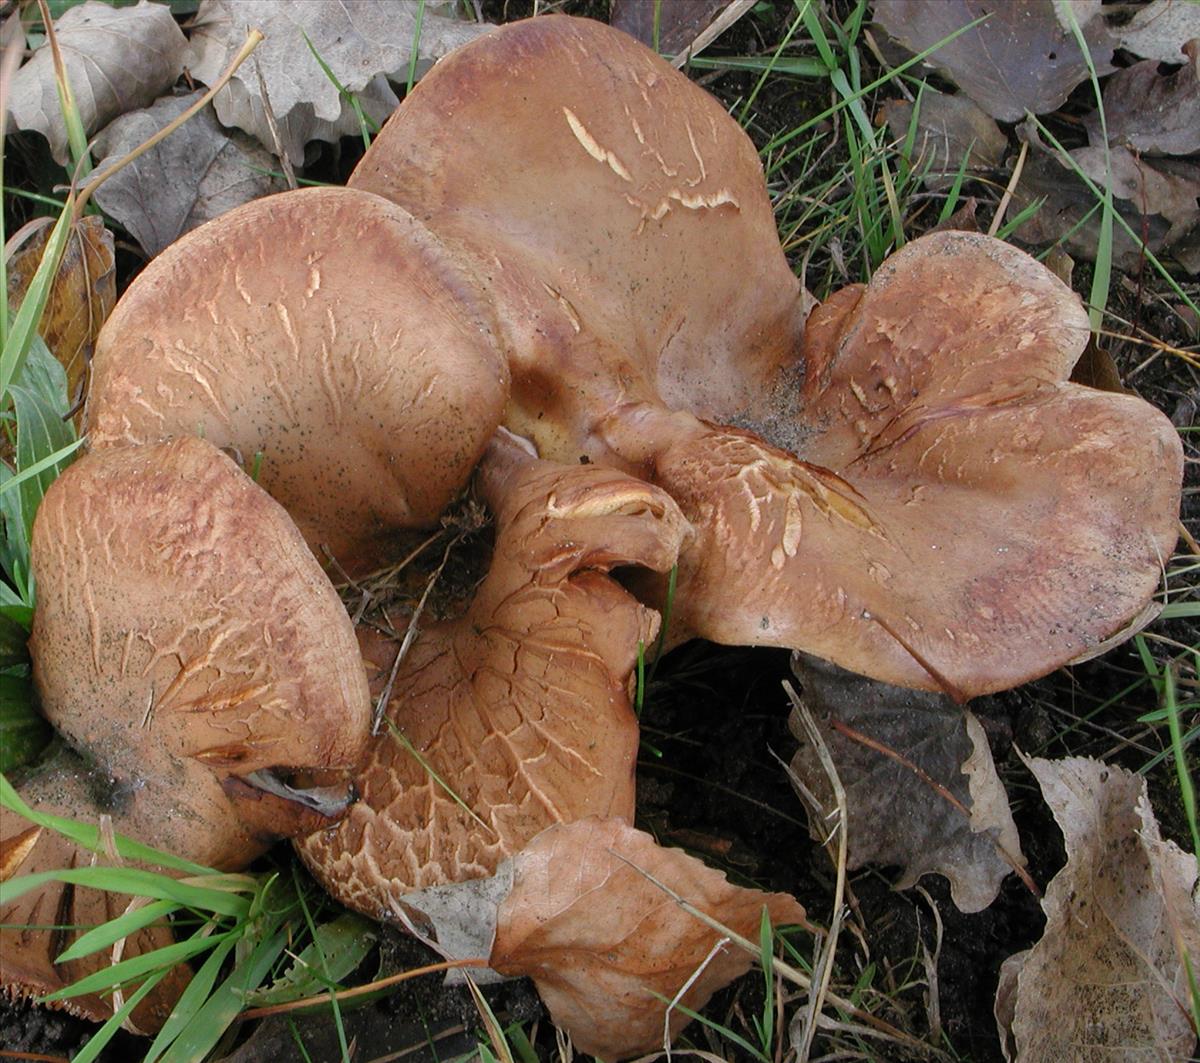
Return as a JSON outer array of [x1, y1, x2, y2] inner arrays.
[[30, 436, 371, 865], [1, 747, 191, 1032], [86, 186, 508, 575], [349, 15, 810, 461], [600, 233, 1183, 696], [347, 17, 1181, 696], [298, 432, 690, 911]]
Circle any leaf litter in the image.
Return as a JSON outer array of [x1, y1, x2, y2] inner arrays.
[[881, 86, 1007, 190], [184, 0, 492, 165], [91, 90, 284, 256], [1091, 40, 1200, 157], [995, 757, 1199, 1063], [876, 0, 1200, 275], [873, 0, 1115, 122], [5, 213, 114, 412], [787, 653, 1026, 915], [7, 0, 186, 165]]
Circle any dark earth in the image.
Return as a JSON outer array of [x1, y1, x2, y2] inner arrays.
[[2, 0, 1197, 1060]]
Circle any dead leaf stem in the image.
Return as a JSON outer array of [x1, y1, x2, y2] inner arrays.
[[234, 957, 487, 1021]]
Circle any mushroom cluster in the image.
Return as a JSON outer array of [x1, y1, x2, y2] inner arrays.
[[3, 14, 1182, 1060]]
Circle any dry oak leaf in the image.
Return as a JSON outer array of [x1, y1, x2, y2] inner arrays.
[[92, 90, 285, 256], [491, 817, 806, 1061], [185, 0, 491, 165], [5, 214, 115, 415], [994, 756, 1199, 1063], [1112, 0, 1200, 63], [873, 0, 1114, 122], [7, 0, 186, 165], [1092, 40, 1200, 156], [788, 653, 1024, 914]]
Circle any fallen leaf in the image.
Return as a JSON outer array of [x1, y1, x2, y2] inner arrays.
[[1111, 0, 1200, 63], [1072, 145, 1200, 233], [7, 0, 186, 165], [995, 756, 1199, 1063], [185, 0, 491, 164], [788, 653, 1025, 913], [1093, 41, 1200, 156], [928, 195, 981, 234], [397, 871, 512, 985], [1012, 150, 1177, 272], [881, 87, 1008, 190], [612, 0, 742, 56], [1171, 222, 1200, 275], [242, 913, 376, 1006], [491, 817, 806, 1061], [6, 214, 115, 414], [873, 0, 1114, 122], [1069, 338, 1125, 394], [92, 90, 285, 256]]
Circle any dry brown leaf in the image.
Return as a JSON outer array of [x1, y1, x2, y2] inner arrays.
[[92, 91, 285, 256], [1112, 0, 1200, 63], [1072, 146, 1200, 232], [881, 88, 1008, 190], [1093, 41, 1200, 156], [7, 0, 186, 165], [611, 0, 750, 58], [873, 0, 1114, 122], [185, 0, 491, 164], [491, 817, 806, 1061], [788, 654, 1024, 913], [6, 214, 115, 414], [995, 756, 1199, 1063], [1012, 150, 1178, 272]]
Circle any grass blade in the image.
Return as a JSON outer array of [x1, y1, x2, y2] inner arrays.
[[72, 966, 170, 1063], [55, 897, 180, 963], [156, 924, 290, 1063], [40, 929, 233, 1002], [142, 934, 239, 1063], [0, 865, 252, 918], [0, 772, 214, 875]]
